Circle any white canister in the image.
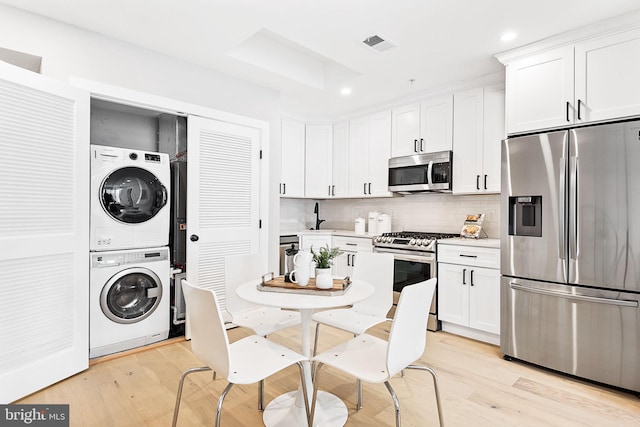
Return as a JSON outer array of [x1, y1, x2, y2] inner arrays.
[[368, 211, 379, 235], [354, 217, 365, 234], [377, 214, 392, 234]]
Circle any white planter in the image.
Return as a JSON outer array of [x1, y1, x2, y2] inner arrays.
[[315, 268, 333, 289]]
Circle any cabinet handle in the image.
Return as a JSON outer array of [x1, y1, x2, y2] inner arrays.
[[462, 268, 467, 285], [279, 183, 282, 194], [459, 254, 478, 258], [352, 254, 356, 267], [283, 183, 286, 195], [347, 254, 351, 266], [484, 174, 488, 190], [420, 138, 424, 152], [470, 270, 475, 286], [328, 185, 331, 196], [566, 101, 571, 122], [476, 175, 480, 190], [363, 183, 367, 195], [414, 139, 419, 152], [577, 99, 582, 120], [332, 185, 335, 196], [368, 183, 372, 194], [345, 243, 357, 246]]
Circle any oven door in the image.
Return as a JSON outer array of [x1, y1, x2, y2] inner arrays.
[[374, 247, 439, 331]]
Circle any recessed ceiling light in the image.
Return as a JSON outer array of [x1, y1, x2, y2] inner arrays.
[[341, 87, 352, 96], [500, 32, 517, 42]]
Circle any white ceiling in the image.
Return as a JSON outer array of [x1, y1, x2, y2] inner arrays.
[[3, 0, 640, 119]]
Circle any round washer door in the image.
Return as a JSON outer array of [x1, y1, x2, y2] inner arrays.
[[100, 267, 163, 324], [100, 166, 168, 224]]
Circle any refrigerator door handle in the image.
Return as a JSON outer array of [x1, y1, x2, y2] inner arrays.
[[569, 156, 578, 260], [559, 158, 567, 260], [509, 283, 639, 307]]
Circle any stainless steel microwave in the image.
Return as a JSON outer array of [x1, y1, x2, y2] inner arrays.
[[388, 151, 452, 194]]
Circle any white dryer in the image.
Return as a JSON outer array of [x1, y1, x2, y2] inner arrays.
[[90, 247, 170, 358], [90, 144, 170, 251]]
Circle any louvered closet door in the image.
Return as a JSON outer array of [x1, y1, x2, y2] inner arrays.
[[186, 116, 262, 322], [0, 62, 89, 403]]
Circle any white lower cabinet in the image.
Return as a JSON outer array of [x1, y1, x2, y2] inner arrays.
[[332, 235, 373, 277], [437, 243, 500, 344]]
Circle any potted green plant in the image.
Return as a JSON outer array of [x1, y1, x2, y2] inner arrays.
[[310, 245, 343, 289]]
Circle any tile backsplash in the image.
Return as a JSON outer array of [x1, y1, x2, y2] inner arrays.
[[280, 193, 501, 238]]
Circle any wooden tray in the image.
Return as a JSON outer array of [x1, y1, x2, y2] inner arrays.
[[257, 275, 351, 296]]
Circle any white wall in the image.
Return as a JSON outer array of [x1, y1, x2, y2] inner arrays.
[[281, 194, 501, 239], [0, 4, 283, 269]]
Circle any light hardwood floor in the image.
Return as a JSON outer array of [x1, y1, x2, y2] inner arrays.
[[17, 324, 640, 426]]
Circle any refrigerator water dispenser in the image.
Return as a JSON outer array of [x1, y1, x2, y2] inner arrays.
[[509, 196, 542, 237]]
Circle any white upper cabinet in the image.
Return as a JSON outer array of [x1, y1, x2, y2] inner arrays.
[[349, 110, 392, 197], [391, 95, 453, 157], [304, 124, 333, 198], [453, 84, 505, 194], [331, 121, 349, 198], [504, 27, 640, 134], [280, 119, 305, 197], [574, 28, 640, 123]]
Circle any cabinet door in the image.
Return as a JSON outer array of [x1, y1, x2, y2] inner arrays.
[[575, 28, 640, 123], [468, 267, 500, 334], [0, 62, 90, 402], [368, 110, 392, 197], [305, 124, 333, 198], [348, 116, 370, 197], [334, 250, 356, 277], [420, 94, 453, 152], [391, 103, 421, 157], [506, 46, 574, 134], [452, 88, 484, 194], [332, 121, 349, 197], [281, 119, 305, 197], [482, 83, 505, 192], [437, 263, 469, 326]]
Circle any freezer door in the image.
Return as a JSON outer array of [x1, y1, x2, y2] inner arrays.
[[570, 120, 640, 292], [501, 277, 640, 392], [501, 130, 568, 282]]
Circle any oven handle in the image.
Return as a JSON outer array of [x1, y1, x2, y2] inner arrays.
[[376, 251, 435, 263]]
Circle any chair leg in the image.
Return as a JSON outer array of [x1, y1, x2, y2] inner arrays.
[[407, 364, 445, 427], [383, 380, 401, 427], [356, 379, 363, 410], [296, 361, 312, 427], [312, 323, 321, 378], [258, 380, 265, 411], [216, 382, 234, 427], [172, 366, 212, 427], [310, 362, 325, 427]]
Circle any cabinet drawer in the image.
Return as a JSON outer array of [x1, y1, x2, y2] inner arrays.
[[437, 244, 499, 269], [332, 236, 373, 252]]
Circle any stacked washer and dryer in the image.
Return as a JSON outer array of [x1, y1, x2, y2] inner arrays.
[[89, 145, 171, 358]]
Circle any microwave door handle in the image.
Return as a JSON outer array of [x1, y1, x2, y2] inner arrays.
[[427, 161, 434, 187]]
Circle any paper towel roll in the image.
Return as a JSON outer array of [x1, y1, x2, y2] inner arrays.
[[377, 214, 391, 234]]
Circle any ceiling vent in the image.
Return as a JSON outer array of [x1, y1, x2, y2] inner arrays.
[[362, 34, 396, 53]]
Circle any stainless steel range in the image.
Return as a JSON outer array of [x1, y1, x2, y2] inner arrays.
[[373, 231, 458, 331]]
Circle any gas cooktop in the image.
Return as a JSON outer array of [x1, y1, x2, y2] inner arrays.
[[373, 231, 458, 251]]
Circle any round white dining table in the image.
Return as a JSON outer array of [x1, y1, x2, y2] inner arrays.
[[236, 278, 374, 427]]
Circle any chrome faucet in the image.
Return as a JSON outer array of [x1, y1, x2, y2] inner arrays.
[[314, 202, 325, 230]]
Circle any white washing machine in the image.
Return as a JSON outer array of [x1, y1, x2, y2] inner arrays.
[[90, 144, 170, 251], [90, 247, 170, 358]]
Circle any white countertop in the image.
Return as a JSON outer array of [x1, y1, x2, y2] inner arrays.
[[288, 229, 374, 239], [437, 237, 500, 249]]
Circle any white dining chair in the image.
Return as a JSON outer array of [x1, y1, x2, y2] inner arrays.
[[172, 280, 311, 427], [311, 251, 394, 407], [225, 253, 301, 337], [310, 278, 444, 427]]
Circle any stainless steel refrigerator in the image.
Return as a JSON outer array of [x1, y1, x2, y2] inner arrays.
[[501, 119, 640, 393]]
